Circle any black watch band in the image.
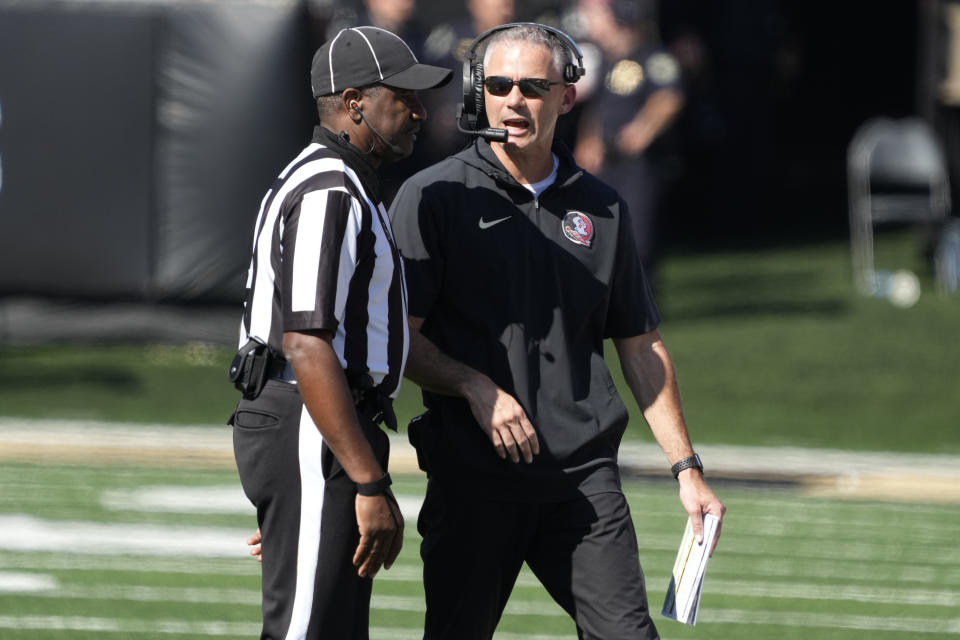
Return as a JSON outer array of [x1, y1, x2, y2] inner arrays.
[[356, 472, 392, 496], [671, 454, 703, 479]]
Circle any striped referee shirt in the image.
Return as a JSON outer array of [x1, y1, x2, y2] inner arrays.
[[239, 126, 409, 398]]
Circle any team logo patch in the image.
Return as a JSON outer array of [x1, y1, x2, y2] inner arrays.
[[562, 211, 594, 247]]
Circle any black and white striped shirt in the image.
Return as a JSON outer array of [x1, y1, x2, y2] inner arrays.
[[239, 126, 408, 397]]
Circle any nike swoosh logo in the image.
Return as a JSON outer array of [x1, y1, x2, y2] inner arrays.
[[478, 216, 511, 230]]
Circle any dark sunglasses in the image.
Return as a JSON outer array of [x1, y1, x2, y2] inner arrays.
[[483, 76, 565, 98]]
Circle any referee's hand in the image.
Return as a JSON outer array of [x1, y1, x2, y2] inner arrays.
[[353, 489, 404, 578]]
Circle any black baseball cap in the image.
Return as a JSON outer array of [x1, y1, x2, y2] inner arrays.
[[311, 26, 452, 98]]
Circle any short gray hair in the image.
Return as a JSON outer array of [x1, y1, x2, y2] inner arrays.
[[481, 25, 571, 79]]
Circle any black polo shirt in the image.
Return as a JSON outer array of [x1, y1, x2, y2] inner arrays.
[[390, 138, 660, 500]]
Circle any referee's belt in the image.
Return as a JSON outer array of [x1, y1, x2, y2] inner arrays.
[[266, 359, 397, 431]]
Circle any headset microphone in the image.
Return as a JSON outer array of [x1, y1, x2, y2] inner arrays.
[[352, 103, 405, 156], [456, 116, 508, 143]]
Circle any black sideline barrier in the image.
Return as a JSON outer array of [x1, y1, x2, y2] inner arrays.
[[0, 0, 314, 304]]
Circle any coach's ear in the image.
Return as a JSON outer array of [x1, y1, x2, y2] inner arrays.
[[559, 84, 577, 115]]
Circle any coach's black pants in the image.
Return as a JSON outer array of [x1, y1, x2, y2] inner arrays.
[[232, 380, 390, 640], [418, 479, 660, 640]]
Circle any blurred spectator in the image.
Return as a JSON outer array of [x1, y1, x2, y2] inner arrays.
[[360, 0, 429, 57], [573, 0, 684, 285], [418, 0, 517, 166], [331, 0, 434, 203]]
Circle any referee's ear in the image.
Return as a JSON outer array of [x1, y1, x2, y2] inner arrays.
[[341, 88, 363, 118]]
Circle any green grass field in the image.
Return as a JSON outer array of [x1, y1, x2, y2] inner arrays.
[[1, 232, 958, 637], [1, 460, 957, 639], [1, 230, 957, 453]]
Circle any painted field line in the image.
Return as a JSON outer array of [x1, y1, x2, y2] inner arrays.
[[10, 510, 949, 568], [703, 578, 960, 607], [706, 557, 960, 586], [0, 554, 261, 577], [2, 608, 957, 637], [99, 485, 425, 522], [704, 608, 960, 634], [0, 572, 57, 592], [677, 536, 960, 565], [0, 515, 249, 558], [7, 575, 957, 611], [0, 615, 425, 639], [0, 615, 260, 636], [5, 548, 958, 593], [0, 580, 562, 618], [109, 483, 945, 560], [91, 484, 955, 551]]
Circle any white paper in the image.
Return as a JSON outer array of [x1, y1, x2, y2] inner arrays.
[[661, 513, 719, 625]]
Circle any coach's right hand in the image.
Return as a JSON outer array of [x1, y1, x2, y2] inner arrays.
[[465, 380, 539, 464], [353, 490, 403, 578]]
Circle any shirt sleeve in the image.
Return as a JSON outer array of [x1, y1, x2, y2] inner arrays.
[[604, 197, 661, 338], [281, 187, 362, 332], [388, 178, 444, 319]]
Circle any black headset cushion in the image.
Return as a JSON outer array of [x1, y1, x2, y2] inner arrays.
[[473, 62, 485, 117]]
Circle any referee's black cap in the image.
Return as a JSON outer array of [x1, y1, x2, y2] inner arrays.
[[311, 26, 452, 98]]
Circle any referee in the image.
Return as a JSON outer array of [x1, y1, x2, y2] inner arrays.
[[229, 27, 450, 640]]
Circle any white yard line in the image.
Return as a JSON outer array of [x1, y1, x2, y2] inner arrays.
[[0, 514, 250, 558], [3, 417, 960, 503], [5, 574, 957, 609], [1, 609, 956, 637]]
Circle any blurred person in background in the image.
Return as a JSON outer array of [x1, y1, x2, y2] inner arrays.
[[419, 0, 517, 165], [574, 0, 684, 286], [351, 0, 437, 202]]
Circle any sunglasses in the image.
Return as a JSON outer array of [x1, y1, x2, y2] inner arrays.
[[483, 76, 565, 98]]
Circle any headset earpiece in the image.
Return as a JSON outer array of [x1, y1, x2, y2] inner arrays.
[[472, 62, 485, 119]]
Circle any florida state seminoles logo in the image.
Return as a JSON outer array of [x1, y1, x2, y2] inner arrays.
[[562, 211, 594, 247]]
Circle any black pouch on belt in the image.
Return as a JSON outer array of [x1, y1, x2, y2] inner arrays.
[[228, 339, 270, 399]]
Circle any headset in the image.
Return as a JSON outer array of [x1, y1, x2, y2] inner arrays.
[[457, 22, 585, 142], [350, 101, 404, 156]]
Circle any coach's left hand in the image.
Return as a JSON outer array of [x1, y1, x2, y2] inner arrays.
[[677, 470, 726, 556]]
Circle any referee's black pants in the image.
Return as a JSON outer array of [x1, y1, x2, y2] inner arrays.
[[232, 380, 390, 640], [418, 479, 660, 640]]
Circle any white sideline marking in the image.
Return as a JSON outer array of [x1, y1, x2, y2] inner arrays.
[[1, 609, 957, 636], [705, 608, 960, 634], [7, 576, 959, 611], [0, 572, 57, 593], [0, 615, 261, 635], [100, 486, 253, 515], [0, 615, 425, 639], [0, 515, 249, 557], [7, 550, 959, 588], [100, 485, 424, 521]]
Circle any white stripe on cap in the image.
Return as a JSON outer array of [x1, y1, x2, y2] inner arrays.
[[350, 27, 384, 81], [326, 29, 350, 94]]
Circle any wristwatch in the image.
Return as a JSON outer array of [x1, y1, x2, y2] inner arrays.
[[671, 454, 703, 479], [356, 472, 392, 496]]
